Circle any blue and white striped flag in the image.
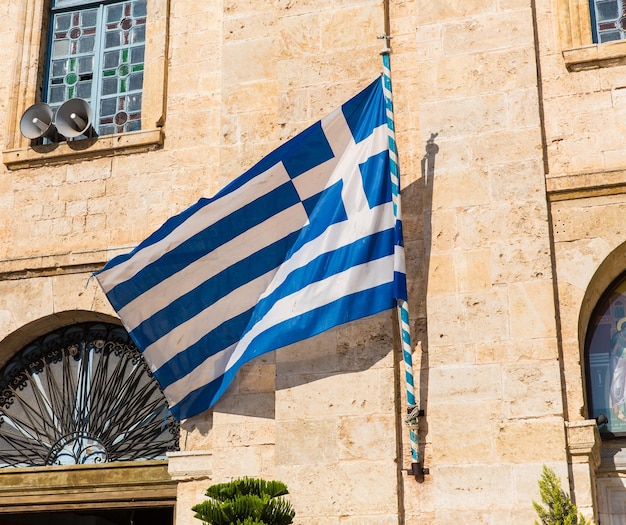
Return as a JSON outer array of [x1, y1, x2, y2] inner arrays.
[[95, 78, 407, 420]]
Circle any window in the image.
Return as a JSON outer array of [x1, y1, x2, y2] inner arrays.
[[3, 0, 169, 169], [0, 322, 178, 467], [558, 0, 626, 71], [0, 321, 178, 519], [589, 0, 626, 43], [47, 0, 147, 136], [586, 272, 626, 437]]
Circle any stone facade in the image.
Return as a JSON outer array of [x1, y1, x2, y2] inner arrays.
[[2, 0, 626, 523]]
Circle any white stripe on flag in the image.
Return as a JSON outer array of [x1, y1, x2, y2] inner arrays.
[[164, 253, 395, 405], [117, 201, 308, 331], [142, 270, 275, 371], [96, 161, 294, 291]]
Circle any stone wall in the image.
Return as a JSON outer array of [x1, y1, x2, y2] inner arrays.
[[2, 0, 621, 522]]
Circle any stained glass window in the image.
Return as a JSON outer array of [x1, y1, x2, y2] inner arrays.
[[0, 322, 178, 468], [586, 273, 626, 437], [46, 0, 146, 136], [589, 0, 626, 43]]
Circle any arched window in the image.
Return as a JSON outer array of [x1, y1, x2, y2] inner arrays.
[[586, 272, 626, 436], [0, 322, 178, 467]]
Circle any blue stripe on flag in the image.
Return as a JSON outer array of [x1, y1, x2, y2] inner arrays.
[[153, 308, 253, 389], [106, 181, 303, 310], [129, 232, 299, 348], [253, 229, 396, 325], [342, 81, 387, 143], [146, 228, 395, 390], [95, 77, 407, 420], [169, 282, 395, 420]]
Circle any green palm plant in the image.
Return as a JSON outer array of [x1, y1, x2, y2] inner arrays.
[[192, 477, 296, 525]]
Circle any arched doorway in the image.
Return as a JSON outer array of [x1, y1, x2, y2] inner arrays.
[[0, 321, 179, 522]]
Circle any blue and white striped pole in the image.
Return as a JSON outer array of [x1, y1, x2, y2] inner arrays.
[[380, 41, 420, 465]]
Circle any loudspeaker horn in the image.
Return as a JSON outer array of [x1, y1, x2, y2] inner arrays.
[[19, 102, 57, 140], [56, 98, 93, 138]]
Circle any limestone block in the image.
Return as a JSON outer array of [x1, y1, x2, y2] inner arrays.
[[508, 279, 558, 340], [426, 341, 476, 367], [430, 167, 490, 209], [602, 145, 626, 171], [223, 38, 279, 86], [508, 87, 543, 129], [476, 337, 559, 364], [337, 414, 397, 460], [443, 12, 535, 55], [454, 202, 547, 252], [488, 159, 545, 203], [495, 419, 567, 462], [276, 368, 387, 418], [416, 0, 495, 24], [427, 363, 502, 404], [180, 410, 214, 451], [277, 51, 381, 90], [419, 48, 538, 102], [562, 364, 587, 421], [429, 509, 494, 525], [225, 81, 279, 114], [455, 248, 492, 293], [513, 461, 569, 505], [224, 12, 277, 43], [419, 94, 509, 139], [275, 316, 392, 378], [319, 6, 381, 52], [167, 451, 212, 480], [0, 310, 16, 342], [428, 400, 500, 464], [276, 459, 398, 518], [210, 443, 275, 480], [502, 362, 563, 417], [426, 290, 509, 346], [50, 272, 106, 314], [433, 464, 515, 509], [428, 210, 460, 253], [469, 128, 544, 165], [275, 418, 339, 465], [0, 278, 53, 330], [237, 362, 276, 394], [174, 478, 216, 525], [213, 391, 276, 432], [210, 413, 276, 450]]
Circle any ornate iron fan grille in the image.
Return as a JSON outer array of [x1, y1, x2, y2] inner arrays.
[[0, 322, 179, 468]]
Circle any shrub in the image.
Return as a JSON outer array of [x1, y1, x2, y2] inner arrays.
[[192, 477, 296, 525]]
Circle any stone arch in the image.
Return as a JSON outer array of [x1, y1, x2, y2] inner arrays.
[[579, 240, 626, 427], [0, 310, 121, 370], [0, 312, 179, 517]]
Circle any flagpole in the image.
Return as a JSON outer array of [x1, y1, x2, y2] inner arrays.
[[379, 32, 424, 481]]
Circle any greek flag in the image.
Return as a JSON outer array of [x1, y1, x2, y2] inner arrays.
[[95, 78, 407, 420]]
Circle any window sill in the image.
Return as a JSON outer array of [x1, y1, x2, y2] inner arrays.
[[2, 128, 164, 170], [563, 40, 626, 71]]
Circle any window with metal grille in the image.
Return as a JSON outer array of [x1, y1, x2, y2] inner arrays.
[[589, 0, 626, 43], [0, 322, 179, 468], [46, 0, 146, 136]]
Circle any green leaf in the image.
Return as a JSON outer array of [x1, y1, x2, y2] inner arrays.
[[193, 477, 295, 525]]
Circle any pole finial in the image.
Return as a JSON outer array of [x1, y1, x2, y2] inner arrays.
[[377, 33, 392, 55]]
